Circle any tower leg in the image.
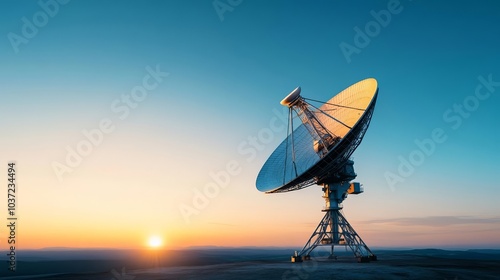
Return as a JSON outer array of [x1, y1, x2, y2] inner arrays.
[[336, 210, 377, 262], [293, 209, 376, 262]]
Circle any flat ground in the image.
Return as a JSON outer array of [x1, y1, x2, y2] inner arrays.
[[2, 248, 500, 280]]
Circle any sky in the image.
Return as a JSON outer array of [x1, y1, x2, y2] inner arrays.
[[1, 0, 499, 250]]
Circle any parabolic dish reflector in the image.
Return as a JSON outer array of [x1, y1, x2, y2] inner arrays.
[[256, 78, 378, 193]]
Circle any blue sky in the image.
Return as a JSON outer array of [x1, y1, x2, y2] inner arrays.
[[1, 0, 499, 249]]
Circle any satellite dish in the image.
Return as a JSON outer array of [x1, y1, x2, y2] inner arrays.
[[256, 78, 378, 263]]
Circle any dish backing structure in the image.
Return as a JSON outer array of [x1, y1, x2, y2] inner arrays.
[[256, 78, 379, 262]]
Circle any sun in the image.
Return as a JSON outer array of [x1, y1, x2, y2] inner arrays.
[[147, 235, 163, 249]]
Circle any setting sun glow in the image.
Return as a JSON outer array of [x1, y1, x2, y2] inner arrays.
[[148, 236, 163, 248]]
